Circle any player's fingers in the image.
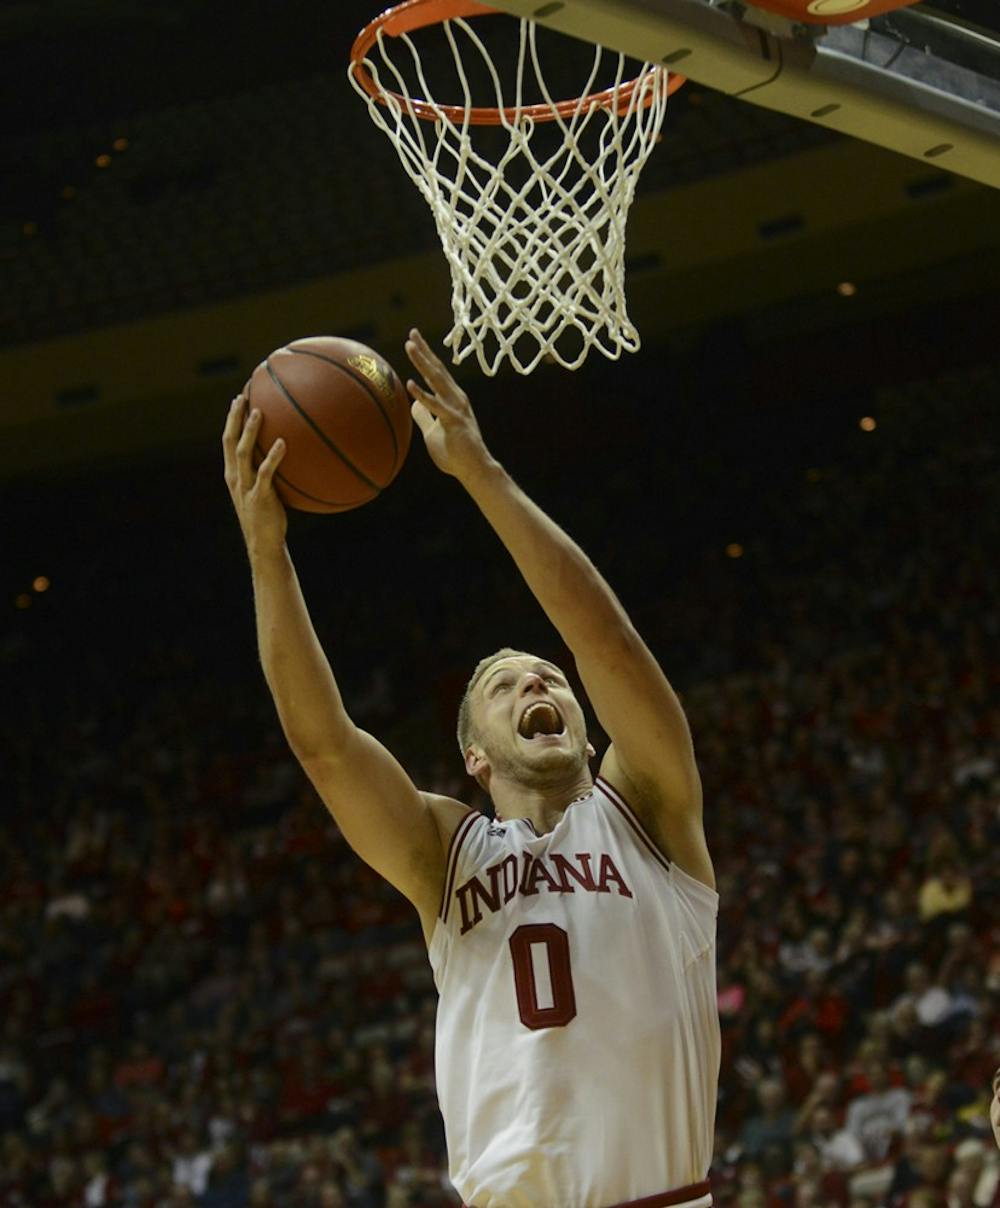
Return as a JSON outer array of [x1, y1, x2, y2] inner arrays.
[[255, 437, 286, 490], [235, 408, 262, 489], [222, 395, 246, 482], [222, 394, 245, 446], [404, 337, 435, 380], [410, 327, 443, 363], [407, 379, 445, 418], [409, 327, 438, 360], [406, 331, 457, 395], [411, 399, 436, 438]]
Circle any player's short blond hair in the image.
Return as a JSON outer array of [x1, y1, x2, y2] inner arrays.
[[456, 647, 533, 755]]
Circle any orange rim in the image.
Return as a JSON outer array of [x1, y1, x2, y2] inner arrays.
[[349, 0, 685, 126]]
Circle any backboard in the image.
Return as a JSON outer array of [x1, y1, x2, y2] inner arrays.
[[486, 0, 1000, 187]]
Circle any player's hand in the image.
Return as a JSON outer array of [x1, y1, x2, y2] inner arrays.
[[405, 328, 492, 482], [222, 393, 288, 557]]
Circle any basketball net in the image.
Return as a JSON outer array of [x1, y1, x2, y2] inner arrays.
[[350, 8, 676, 375]]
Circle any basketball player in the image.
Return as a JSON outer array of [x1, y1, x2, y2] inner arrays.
[[991, 1067, 1000, 1150], [222, 328, 720, 1208]]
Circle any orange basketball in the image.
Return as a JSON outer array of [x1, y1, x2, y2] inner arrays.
[[246, 336, 412, 513]]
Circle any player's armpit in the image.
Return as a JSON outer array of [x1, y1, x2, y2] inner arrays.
[[422, 791, 477, 854], [599, 738, 715, 891], [298, 726, 461, 921]]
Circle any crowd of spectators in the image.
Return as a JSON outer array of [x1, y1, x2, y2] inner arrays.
[[1, 358, 997, 1207]]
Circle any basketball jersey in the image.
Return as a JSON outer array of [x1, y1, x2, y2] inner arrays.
[[428, 775, 720, 1208]]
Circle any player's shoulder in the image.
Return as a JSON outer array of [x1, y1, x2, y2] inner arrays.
[[420, 791, 480, 855]]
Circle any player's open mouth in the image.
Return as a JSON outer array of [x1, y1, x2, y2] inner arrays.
[[517, 701, 565, 741]]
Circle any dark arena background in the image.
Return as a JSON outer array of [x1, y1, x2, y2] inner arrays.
[[1, 1, 999, 1206]]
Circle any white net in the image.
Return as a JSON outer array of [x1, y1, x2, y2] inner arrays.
[[349, 14, 672, 375]]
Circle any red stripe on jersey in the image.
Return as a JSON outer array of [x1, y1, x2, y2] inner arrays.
[[595, 775, 672, 875], [439, 810, 480, 923], [463, 1178, 711, 1208], [619, 1180, 711, 1208]]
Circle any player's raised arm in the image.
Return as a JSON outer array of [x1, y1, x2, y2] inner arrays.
[[405, 330, 712, 889], [222, 394, 467, 937]]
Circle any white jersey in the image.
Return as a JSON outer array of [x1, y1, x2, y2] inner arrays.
[[429, 775, 720, 1208]]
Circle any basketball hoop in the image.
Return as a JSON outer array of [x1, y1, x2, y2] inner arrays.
[[348, 0, 684, 375]]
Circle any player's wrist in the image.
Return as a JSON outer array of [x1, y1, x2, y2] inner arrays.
[[454, 449, 505, 492], [246, 537, 290, 573]]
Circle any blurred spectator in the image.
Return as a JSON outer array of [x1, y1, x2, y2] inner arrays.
[[951, 1138, 998, 1208], [249, 1179, 279, 1207], [0, 1041, 30, 1133], [806, 1104, 865, 1171], [331, 1126, 382, 1208], [845, 1060, 912, 1162], [911, 1143, 953, 1201], [779, 969, 851, 1045], [25, 1075, 74, 1139], [741, 1079, 797, 1159], [889, 1003, 939, 1064], [81, 1149, 118, 1206], [784, 1033, 832, 1104], [794, 1071, 843, 1135], [171, 1127, 214, 1196], [201, 1143, 252, 1207], [893, 963, 955, 1029], [918, 860, 973, 923], [791, 1139, 848, 1204], [717, 957, 747, 1022], [382, 1120, 449, 1199]]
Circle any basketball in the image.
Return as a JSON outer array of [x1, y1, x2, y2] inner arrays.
[[246, 336, 412, 513]]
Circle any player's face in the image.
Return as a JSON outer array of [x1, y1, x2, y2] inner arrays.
[[472, 655, 590, 784], [991, 1068, 1000, 1150]]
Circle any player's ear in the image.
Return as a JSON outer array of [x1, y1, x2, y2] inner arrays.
[[465, 745, 487, 777], [586, 739, 596, 759]]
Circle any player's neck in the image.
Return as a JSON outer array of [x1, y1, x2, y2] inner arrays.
[[490, 769, 594, 835]]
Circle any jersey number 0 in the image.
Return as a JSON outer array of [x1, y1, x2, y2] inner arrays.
[[509, 923, 577, 1029]]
